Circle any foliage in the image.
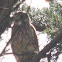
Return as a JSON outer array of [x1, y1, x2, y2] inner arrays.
[[20, 1, 62, 38], [43, 1, 62, 37], [42, 1, 62, 61], [28, 1, 62, 38]]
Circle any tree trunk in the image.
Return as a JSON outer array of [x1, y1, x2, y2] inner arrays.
[[0, 0, 18, 35]]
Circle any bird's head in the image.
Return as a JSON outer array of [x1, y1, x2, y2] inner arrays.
[[13, 12, 29, 26]]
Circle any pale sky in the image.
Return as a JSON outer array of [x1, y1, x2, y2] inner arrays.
[[57, 0, 62, 6], [25, 0, 49, 9]]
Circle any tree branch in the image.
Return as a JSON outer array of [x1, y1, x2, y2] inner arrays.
[[32, 30, 62, 62]]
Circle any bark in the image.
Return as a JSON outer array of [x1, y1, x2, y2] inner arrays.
[[0, 0, 18, 35]]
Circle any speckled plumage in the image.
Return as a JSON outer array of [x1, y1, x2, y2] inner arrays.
[[11, 12, 39, 62]]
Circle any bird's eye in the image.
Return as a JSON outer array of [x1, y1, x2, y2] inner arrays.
[[18, 21, 22, 25]]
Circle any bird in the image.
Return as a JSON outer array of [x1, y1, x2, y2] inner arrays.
[[11, 11, 39, 62]]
